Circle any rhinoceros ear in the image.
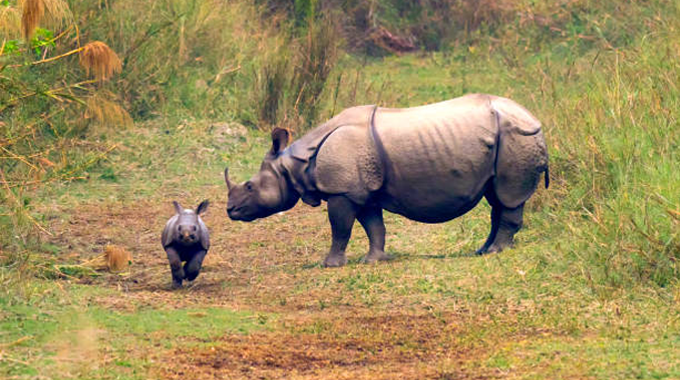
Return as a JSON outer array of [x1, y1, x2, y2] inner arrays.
[[270, 128, 290, 156], [196, 199, 209, 215], [172, 201, 183, 214]]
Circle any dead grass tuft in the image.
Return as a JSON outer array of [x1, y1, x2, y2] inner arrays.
[[79, 41, 123, 81], [20, 0, 43, 39], [40, 0, 71, 28], [85, 92, 132, 127], [105, 244, 132, 272], [19, 0, 71, 39], [0, 6, 22, 39]]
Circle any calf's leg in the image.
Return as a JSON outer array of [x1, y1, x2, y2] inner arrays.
[[165, 247, 184, 288], [184, 250, 207, 282]]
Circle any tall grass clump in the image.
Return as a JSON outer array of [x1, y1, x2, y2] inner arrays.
[[258, 47, 290, 127], [254, 7, 341, 131], [290, 12, 340, 128], [546, 38, 680, 290], [71, 0, 283, 121], [498, 0, 680, 292]]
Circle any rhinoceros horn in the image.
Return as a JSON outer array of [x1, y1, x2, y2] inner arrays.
[[223, 167, 232, 191]]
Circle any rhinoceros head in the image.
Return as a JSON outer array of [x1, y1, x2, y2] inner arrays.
[[224, 128, 301, 221], [163, 200, 210, 249]]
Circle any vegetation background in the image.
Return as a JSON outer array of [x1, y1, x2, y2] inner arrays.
[[1, 0, 678, 379]]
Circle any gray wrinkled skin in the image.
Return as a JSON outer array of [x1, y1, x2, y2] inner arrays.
[[225, 94, 549, 267], [161, 200, 210, 287]]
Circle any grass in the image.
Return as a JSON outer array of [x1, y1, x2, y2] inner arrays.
[[0, 282, 268, 379], [2, 0, 679, 378]]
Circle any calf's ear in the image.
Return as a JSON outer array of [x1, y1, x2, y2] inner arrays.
[[270, 128, 290, 156], [172, 201, 183, 214], [196, 200, 209, 215]]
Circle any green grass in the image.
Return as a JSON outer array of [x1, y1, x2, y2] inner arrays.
[[0, 283, 268, 379]]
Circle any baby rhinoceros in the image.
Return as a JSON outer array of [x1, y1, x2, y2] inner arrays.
[[161, 200, 210, 288]]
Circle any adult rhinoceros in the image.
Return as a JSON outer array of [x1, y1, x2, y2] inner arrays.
[[224, 94, 549, 267]]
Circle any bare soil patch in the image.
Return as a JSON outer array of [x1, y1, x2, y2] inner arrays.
[[156, 311, 502, 380], [46, 193, 332, 309]]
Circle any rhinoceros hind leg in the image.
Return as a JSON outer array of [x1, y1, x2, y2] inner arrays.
[[357, 205, 391, 264], [476, 205, 501, 255], [479, 203, 524, 254], [323, 196, 357, 267], [477, 188, 524, 254], [489, 204, 524, 252]]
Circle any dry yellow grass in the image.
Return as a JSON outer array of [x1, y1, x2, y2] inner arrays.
[[85, 92, 132, 127], [79, 41, 123, 81], [0, 6, 22, 39], [20, 0, 43, 39], [39, 0, 71, 27], [105, 245, 132, 272], [19, 0, 71, 39]]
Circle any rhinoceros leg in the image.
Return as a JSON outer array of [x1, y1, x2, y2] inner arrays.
[[357, 204, 390, 264], [477, 188, 525, 254], [487, 204, 524, 253], [184, 249, 206, 282], [476, 206, 501, 255], [323, 196, 357, 267], [165, 247, 185, 288]]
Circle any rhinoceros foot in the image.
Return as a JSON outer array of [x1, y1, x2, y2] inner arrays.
[[323, 253, 348, 267], [361, 250, 392, 264]]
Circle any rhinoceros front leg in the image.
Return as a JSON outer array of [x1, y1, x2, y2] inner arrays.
[[165, 247, 185, 288], [184, 249, 207, 282], [323, 196, 357, 267], [357, 205, 390, 264]]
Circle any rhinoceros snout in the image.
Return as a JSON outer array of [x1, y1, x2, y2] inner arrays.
[[226, 205, 240, 220]]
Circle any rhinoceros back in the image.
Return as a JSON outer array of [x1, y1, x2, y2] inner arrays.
[[373, 94, 499, 222]]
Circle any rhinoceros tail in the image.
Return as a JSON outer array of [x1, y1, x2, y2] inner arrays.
[[544, 166, 550, 189]]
